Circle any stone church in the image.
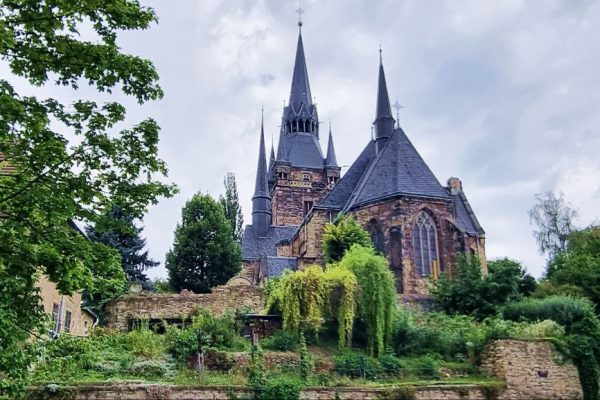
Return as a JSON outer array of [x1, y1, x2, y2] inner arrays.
[[241, 25, 486, 296]]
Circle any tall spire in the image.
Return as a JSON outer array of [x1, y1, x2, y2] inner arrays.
[[373, 49, 395, 154], [252, 112, 272, 238], [289, 30, 313, 111], [325, 121, 338, 168]]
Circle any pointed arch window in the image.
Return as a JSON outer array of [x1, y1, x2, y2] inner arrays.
[[412, 212, 439, 276], [367, 219, 384, 254]]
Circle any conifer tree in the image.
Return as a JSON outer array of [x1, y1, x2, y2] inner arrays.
[[86, 205, 159, 284], [219, 172, 244, 241]]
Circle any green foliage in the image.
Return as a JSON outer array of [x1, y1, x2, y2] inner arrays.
[[152, 278, 175, 294], [433, 255, 531, 320], [260, 330, 299, 352], [545, 226, 600, 311], [219, 172, 244, 242], [379, 354, 403, 376], [256, 377, 302, 400], [322, 216, 372, 263], [0, 1, 177, 395], [334, 351, 382, 379], [568, 334, 600, 400], [166, 193, 241, 293], [165, 309, 238, 363], [337, 245, 396, 357], [298, 332, 312, 381], [323, 265, 358, 348]]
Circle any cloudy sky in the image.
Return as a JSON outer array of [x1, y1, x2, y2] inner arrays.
[[6, 0, 600, 278]]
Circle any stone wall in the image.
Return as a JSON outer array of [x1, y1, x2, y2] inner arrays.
[[481, 339, 582, 400], [271, 166, 334, 226], [105, 286, 264, 331], [33, 384, 495, 400]]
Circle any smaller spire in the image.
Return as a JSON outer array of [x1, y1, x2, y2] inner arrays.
[[252, 112, 272, 238], [325, 121, 338, 168], [373, 49, 395, 154]]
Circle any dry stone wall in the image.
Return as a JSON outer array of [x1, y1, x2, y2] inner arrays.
[[105, 286, 263, 331], [481, 339, 582, 400]]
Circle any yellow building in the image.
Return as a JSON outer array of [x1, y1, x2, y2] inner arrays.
[[36, 275, 96, 337]]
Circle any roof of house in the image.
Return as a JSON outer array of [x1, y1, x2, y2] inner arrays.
[[448, 188, 485, 235], [266, 257, 297, 277], [241, 224, 299, 260]]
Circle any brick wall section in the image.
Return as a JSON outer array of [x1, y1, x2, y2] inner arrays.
[[349, 197, 457, 295], [105, 286, 264, 331], [271, 166, 336, 226], [38, 384, 493, 400], [481, 339, 583, 400]]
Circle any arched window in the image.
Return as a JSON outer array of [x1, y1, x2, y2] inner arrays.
[[299, 119, 305, 132], [411, 212, 438, 276], [292, 120, 298, 133], [286, 121, 291, 133], [367, 219, 384, 254]]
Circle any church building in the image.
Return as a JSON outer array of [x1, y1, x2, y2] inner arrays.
[[241, 23, 486, 296]]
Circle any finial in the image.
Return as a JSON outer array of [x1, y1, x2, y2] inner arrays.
[[392, 98, 403, 128], [329, 118, 332, 132], [296, 0, 304, 28], [379, 43, 382, 64]]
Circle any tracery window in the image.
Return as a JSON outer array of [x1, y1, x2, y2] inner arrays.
[[411, 212, 439, 276], [367, 219, 385, 254]]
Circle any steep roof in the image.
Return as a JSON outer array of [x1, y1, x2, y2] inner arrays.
[[375, 61, 394, 122], [342, 128, 450, 211], [278, 132, 324, 169], [241, 225, 299, 260], [317, 141, 377, 210], [266, 257, 297, 277], [289, 31, 312, 111], [447, 188, 485, 236], [253, 119, 269, 199], [325, 128, 338, 168]]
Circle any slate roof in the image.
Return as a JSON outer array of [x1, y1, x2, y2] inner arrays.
[[325, 129, 338, 168], [278, 132, 325, 170], [447, 188, 485, 236], [289, 31, 312, 112], [266, 257, 297, 277], [343, 128, 450, 211], [318, 140, 376, 210], [241, 224, 299, 260]]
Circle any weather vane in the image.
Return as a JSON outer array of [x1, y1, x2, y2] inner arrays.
[[392, 98, 403, 127], [297, 0, 304, 27]]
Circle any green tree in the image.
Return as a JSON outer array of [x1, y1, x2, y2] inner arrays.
[[322, 216, 372, 264], [166, 194, 241, 293], [432, 256, 532, 320], [544, 226, 600, 310], [219, 172, 244, 242], [0, 2, 175, 397], [86, 205, 159, 285], [337, 245, 396, 357], [528, 191, 578, 259]]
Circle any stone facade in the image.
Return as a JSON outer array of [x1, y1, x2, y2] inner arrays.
[[481, 339, 583, 400], [271, 167, 338, 226], [105, 286, 264, 331], [37, 274, 96, 337]]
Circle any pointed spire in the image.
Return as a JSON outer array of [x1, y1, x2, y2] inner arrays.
[[252, 112, 271, 238], [288, 30, 312, 111], [325, 121, 338, 168], [373, 49, 395, 154]]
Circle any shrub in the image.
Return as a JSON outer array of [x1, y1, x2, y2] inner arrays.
[[261, 330, 299, 352], [322, 216, 373, 264], [379, 354, 403, 376], [334, 351, 381, 379], [125, 328, 166, 358], [256, 376, 302, 400], [126, 358, 174, 378], [402, 355, 439, 380]]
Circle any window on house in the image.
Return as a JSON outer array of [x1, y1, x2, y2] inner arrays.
[[302, 173, 311, 181], [51, 302, 60, 335], [411, 212, 439, 276], [303, 200, 314, 216], [64, 310, 72, 333], [367, 219, 385, 253]]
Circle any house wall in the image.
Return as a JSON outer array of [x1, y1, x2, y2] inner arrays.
[[36, 275, 95, 336]]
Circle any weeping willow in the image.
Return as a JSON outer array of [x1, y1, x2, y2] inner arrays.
[[337, 245, 397, 357], [324, 265, 358, 348], [266, 265, 358, 349]]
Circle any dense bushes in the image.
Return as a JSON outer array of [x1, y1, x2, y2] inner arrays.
[[322, 216, 372, 263], [432, 255, 533, 320], [260, 330, 299, 352]]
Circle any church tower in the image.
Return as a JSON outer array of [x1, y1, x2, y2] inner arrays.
[[269, 24, 340, 226]]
